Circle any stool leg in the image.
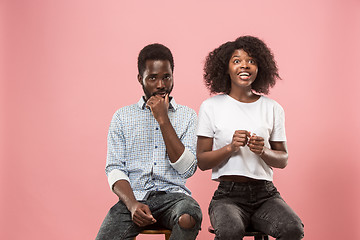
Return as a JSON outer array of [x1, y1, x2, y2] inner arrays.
[[255, 236, 269, 240], [165, 232, 171, 240]]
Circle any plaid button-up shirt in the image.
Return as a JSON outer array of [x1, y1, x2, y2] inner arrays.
[[105, 97, 197, 200]]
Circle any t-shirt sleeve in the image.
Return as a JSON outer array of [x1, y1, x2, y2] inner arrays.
[[196, 100, 215, 138], [270, 102, 287, 141]]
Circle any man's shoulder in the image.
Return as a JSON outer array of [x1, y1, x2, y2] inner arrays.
[[115, 103, 138, 113], [111, 103, 140, 121], [174, 103, 197, 116]]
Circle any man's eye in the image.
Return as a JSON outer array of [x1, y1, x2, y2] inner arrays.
[[149, 77, 156, 81]]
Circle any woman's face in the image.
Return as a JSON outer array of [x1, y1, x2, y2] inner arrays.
[[228, 49, 258, 89]]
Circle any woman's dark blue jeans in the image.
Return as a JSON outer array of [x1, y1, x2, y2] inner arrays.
[[209, 181, 304, 240], [96, 191, 202, 240]]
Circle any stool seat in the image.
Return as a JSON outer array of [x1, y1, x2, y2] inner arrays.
[[133, 227, 171, 240], [208, 226, 269, 240]]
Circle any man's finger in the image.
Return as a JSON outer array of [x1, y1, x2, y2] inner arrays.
[[138, 206, 156, 222]]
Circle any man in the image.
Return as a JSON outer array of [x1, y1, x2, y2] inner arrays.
[[96, 44, 202, 240]]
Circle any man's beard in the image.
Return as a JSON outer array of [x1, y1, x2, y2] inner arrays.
[[142, 84, 173, 101]]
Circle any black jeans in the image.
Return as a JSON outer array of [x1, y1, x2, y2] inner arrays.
[[96, 192, 202, 240], [209, 181, 304, 240]]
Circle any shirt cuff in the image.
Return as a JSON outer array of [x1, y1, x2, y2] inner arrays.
[[107, 169, 130, 191], [170, 148, 196, 174]]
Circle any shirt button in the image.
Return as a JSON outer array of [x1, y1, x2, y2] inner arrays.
[[155, 127, 159, 130], [154, 162, 157, 165], [155, 146, 158, 149]]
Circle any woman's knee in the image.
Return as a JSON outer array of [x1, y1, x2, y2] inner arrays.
[[214, 225, 245, 240], [279, 221, 304, 239]]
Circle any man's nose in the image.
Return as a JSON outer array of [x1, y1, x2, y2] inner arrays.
[[156, 79, 165, 88]]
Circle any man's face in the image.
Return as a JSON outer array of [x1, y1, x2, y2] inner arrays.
[[138, 60, 173, 101]]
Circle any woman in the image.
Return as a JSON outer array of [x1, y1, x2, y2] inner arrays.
[[197, 36, 304, 240]]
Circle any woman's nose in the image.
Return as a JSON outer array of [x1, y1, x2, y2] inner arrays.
[[240, 60, 249, 69]]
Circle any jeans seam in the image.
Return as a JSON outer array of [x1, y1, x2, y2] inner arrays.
[[120, 223, 136, 240]]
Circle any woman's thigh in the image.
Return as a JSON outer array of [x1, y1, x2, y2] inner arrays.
[[209, 198, 251, 239], [251, 196, 304, 239]]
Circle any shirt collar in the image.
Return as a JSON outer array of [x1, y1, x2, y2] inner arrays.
[[137, 96, 178, 111]]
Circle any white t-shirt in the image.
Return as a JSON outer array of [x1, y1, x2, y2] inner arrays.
[[197, 94, 286, 181]]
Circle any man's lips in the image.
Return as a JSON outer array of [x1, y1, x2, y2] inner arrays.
[[153, 91, 167, 97]]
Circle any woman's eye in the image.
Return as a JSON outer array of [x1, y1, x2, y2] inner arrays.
[[249, 59, 255, 64], [234, 59, 240, 64]]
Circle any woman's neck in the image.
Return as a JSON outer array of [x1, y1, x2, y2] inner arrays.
[[228, 88, 260, 103]]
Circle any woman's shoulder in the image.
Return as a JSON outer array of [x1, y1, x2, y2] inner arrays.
[[201, 94, 228, 105], [260, 96, 284, 111]]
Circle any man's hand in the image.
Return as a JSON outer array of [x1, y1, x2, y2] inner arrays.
[[247, 133, 265, 155], [129, 202, 157, 227], [230, 130, 250, 152], [146, 94, 170, 124]]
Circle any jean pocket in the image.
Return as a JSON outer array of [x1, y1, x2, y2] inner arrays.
[[265, 182, 279, 195], [212, 186, 230, 200]]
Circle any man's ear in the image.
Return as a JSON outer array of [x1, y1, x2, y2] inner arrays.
[[137, 74, 143, 85]]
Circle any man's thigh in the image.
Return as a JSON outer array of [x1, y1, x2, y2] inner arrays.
[[148, 192, 202, 229], [96, 201, 140, 240]]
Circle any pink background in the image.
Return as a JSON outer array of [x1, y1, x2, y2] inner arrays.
[[1, 0, 360, 239]]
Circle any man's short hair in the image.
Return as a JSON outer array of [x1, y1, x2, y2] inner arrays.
[[137, 43, 174, 76]]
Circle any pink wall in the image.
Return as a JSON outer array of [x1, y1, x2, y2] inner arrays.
[[2, 0, 360, 239]]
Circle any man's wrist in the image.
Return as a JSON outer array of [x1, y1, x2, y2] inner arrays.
[[156, 115, 170, 126]]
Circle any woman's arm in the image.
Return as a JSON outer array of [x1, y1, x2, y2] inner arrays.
[[197, 130, 250, 171], [248, 134, 288, 168]]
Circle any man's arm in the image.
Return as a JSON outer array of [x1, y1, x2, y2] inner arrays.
[[112, 180, 156, 227], [146, 94, 185, 163], [106, 113, 155, 227]]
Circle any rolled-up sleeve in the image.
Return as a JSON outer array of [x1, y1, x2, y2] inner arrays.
[[105, 112, 129, 190], [172, 110, 197, 178]]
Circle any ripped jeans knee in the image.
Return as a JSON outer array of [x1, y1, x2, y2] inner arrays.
[[178, 213, 196, 229]]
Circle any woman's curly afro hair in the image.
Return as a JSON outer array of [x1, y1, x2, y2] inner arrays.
[[203, 36, 281, 95]]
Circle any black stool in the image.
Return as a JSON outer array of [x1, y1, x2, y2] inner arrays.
[[208, 226, 269, 240]]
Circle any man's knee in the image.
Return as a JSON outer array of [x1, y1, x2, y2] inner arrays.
[[178, 214, 196, 229]]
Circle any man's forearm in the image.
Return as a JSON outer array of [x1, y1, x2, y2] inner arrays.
[[113, 180, 138, 210], [159, 117, 185, 163]]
